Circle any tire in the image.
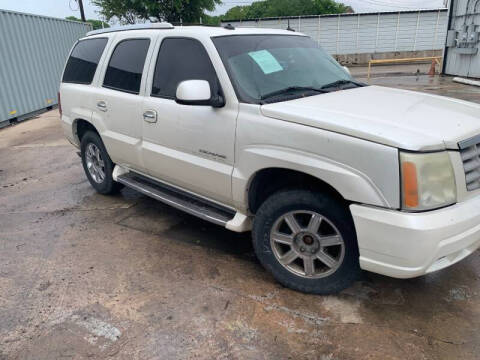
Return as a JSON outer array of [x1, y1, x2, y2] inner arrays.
[[80, 131, 123, 195], [252, 189, 360, 295]]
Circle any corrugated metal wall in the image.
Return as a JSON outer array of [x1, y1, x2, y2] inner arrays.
[[222, 9, 448, 56], [0, 9, 91, 127], [444, 0, 480, 78]]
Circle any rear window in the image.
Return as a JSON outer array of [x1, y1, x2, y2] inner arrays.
[[62, 38, 108, 84], [103, 39, 151, 94]]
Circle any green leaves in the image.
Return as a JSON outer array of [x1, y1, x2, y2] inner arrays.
[[65, 16, 110, 29], [91, 0, 222, 24], [90, 0, 351, 26], [223, 0, 352, 21]]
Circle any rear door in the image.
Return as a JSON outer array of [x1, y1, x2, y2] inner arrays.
[[91, 33, 154, 171], [141, 37, 238, 205]]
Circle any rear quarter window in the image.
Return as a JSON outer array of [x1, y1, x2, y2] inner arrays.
[[62, 38, 108, 84]]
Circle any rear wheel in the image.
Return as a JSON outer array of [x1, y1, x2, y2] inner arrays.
[[80, 131, 122, 195], [252, 190, 360, 294]]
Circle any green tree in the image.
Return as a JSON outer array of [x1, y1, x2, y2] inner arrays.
[[66, 16, 110, 30], [223, 0, 351, 21], [91, 0, 222, 24], [201, 14, 224, 25], [222, 6, 249, 20]]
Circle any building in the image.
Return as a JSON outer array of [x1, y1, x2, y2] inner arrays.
[[0, 9, 92, 128]]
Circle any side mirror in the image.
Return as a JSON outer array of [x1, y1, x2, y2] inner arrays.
[[343, 66, 351, 75], [175, 80, 224, 107]]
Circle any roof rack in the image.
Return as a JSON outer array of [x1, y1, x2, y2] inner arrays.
[[86, 22, 174, 36]]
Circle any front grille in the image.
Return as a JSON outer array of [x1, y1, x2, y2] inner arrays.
[[459, 135, 480, 191]]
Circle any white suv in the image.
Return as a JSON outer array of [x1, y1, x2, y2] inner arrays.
[[60, 23, 480, 294]]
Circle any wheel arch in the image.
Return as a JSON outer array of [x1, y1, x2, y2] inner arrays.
[[73, 118, 101, 145], [240, 159, 392, 217], [235, 144, 392, 213], [247, 167, 347, 214]]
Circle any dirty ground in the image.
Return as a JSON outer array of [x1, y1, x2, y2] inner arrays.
[[1, 71, 480, 360]]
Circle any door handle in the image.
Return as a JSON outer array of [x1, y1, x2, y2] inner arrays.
[[96, 101, 107, 112], [143, 110, 157, 123]]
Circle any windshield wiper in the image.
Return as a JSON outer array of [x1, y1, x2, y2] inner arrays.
[[320, 79, 365, 90], [260, 86, 328, 101]]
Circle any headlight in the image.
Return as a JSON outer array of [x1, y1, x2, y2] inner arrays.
[[400, 151, 456, 211]]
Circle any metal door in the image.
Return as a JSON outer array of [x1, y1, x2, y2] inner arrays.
[[445, 0, 480, 78]]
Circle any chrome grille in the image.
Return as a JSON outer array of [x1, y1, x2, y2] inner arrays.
[[459, 135, 480, 191]]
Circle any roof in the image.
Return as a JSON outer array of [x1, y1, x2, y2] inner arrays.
[[87, 22, 174, 36], [85, 23, 303, 38]]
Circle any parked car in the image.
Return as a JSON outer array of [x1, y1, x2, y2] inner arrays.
[[59, 23, 480, 294]]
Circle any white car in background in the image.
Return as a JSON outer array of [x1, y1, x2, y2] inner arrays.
[[59, 23, 480, 294]]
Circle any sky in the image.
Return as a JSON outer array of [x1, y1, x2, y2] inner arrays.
[[0, 0, 447, 20]]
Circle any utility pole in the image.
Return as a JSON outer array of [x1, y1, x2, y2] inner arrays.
[[77, 0, 86, 22]]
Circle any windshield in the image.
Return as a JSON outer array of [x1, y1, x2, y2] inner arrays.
[[212, 35, 356, 104]]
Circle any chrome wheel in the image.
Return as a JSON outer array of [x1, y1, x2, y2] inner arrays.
[[85, 143, 105, 184], [270, 210, 345, 279]]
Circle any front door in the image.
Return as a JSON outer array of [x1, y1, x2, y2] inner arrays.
[[141, 37, 238, 205]]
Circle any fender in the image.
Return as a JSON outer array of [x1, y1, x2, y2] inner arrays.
[[232, 145, 396, 212]]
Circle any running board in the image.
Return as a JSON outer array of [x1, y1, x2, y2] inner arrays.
[[116, 172, 235, 226]]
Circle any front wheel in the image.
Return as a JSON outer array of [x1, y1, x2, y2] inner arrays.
[[252, 190, 360, 295]]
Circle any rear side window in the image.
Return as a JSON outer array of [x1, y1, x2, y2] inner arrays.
[[103, 39, 150, 94], [63, 38, 108, 84], [152, 38, 219, 99]]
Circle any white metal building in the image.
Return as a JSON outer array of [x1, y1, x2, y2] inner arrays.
[[0, 10, 91, 127], [222, 9, 448, 57], [444, 0, 480, 78]]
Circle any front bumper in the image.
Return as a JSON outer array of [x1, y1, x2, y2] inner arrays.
[[350, 197, 480, 278]]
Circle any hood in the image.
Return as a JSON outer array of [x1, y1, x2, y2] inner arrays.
[[260, 85, 480, 151]]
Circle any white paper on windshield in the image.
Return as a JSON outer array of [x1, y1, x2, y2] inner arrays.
[[248, 50, 283, 74]]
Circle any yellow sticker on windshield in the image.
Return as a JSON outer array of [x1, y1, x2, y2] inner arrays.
[[248, 50, 283, 75]]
